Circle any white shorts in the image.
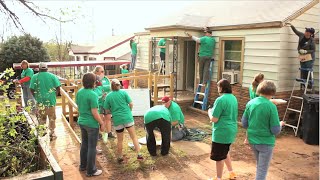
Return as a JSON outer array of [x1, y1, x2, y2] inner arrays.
[[114, 122, 135, 132]]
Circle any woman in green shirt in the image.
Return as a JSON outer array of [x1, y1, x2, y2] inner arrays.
[[242, 80, 285, 180], [207, 79, 237, 180], [93, 66, 114, 138], [76, 73, 105, 177], [103, 79, 143, 162], [120, 64, 130, 89], [249, 73, 264, 100]]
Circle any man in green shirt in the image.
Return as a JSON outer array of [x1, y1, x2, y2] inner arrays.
[[186, 30, 215, 86], [14, 60, 35, 107], [30, 62, 61, 139], [130, 38, 139, 71], [158, 38, 166, 74], [161, 96, 186, 141], [144, 105, 172, 156]]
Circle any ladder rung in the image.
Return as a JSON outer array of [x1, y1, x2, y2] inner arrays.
[[295, 78, 307, 83], [198, 84, 205, 87], [287, 108, 301, 113], [284, 124, 298, 129], [291, 96, 303, 100], [196, 92, 205, 96], [194, 101, 203, 104]]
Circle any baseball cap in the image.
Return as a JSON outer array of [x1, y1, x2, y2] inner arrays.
[[305, 27, 315, 34], [112, 79, 121, 85], [39, 62, 48, 69], [161, 96, 171, 103]]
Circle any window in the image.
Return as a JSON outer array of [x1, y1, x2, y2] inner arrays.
[[223, 40, 242, 71]]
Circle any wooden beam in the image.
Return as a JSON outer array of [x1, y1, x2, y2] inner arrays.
[[170, 73, 174, 99], [153, 73, 159, 105]]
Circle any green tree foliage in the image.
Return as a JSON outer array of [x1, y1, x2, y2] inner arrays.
[[0, 34, 49, 71], [43, 39, 71, 61]]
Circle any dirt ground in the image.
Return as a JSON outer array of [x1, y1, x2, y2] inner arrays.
[[52, 108, 319, 180]]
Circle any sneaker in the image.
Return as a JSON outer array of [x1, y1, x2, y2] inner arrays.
[[229, 172, 237, 179], [117, 157, 124, 164], [87, 169, 102, 176], [96, 148, 103, 155], [98, 134, 102, 140], [108, 132, 116, 138], [137, 154, 144, 161]]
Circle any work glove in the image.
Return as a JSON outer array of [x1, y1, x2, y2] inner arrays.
[[299, 49, 307, 54]]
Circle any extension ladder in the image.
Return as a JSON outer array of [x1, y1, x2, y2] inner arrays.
[[193, 60, 214, 110], [283, 67, 314, 136]]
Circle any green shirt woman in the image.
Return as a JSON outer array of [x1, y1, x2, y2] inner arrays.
[[207, 79, 237, 180]]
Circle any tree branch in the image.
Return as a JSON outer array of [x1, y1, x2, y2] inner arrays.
[[0, 0, 24, 29]]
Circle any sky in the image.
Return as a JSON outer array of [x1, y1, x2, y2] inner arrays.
[[0, 1, 195, 45]]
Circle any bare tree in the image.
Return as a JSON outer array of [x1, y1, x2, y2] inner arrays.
[[0, 0, 76, 30]]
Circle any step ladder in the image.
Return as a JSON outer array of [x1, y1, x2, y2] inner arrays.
[[283, 67, 314, 136], [193, 60, 214, 111], [159, 60, 165, 75]]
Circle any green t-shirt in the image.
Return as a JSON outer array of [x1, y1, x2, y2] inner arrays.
[[76, 88, 99, 128], [101, 77, 111, 93], [168, 101, 184, 124], [121, 69, 129, 74], [103, 90, 133, 126], [243, 96, 280, 146], [158, 38, 166, 53], [249, 85, 259, 100], [131, 42, 137, 55], [211, 93, 238, 144], [21, 68, 34, 86], [199, 36, 215, 57], [144, 105, 172, 124], [93, 86, 104, 114], [29, 72, 61, 107]]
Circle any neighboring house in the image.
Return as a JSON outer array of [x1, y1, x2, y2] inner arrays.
[[134, 0, 319, 119], [69, 34, 134, 74]]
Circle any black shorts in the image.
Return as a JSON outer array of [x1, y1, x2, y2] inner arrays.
[[160, 52, 165, 61], [210, 142, 231, 161]]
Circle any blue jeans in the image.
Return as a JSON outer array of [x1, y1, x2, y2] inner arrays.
[[171, 124, 187, 141], [251, 144, 274, 180], [79, 125, 99, 175], [130, 54, 137, 70], [22, 84, 35, 107]]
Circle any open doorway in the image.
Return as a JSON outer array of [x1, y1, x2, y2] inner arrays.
[[184, 41, 196, 92]]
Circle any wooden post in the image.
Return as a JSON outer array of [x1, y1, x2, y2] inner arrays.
[[133, 69, 138, 88], [61, 91, 66, 116], [170, 73, 174, 100], [148, 71, 152, 90], [68, 91, 74, 128], [153, 72, 158, 105]]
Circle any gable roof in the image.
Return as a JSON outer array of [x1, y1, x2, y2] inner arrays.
[[147, 0, 317, 30], [70, 45, 95, 54], [69, 34, 134, 58]]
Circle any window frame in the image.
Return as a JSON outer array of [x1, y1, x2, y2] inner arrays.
[[218, 37, 245, 84]]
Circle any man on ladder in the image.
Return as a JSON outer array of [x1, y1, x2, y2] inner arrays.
[[283, 23, 316, 136], [186, 28, 215, 110], [158, 38, 167, 75]]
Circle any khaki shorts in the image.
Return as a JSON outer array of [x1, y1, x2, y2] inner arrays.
[[38, 106, 56, 135]]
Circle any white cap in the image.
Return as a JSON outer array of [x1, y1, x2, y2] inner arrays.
[[112, 79, 121, 85], [39, 62, 48, 69]]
